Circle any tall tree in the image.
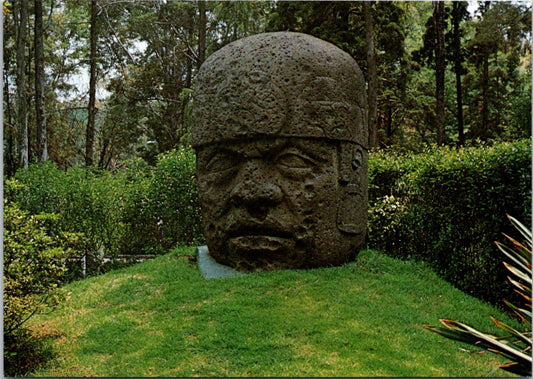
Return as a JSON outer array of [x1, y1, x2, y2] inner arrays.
[[450, 2, 468, 145], [479, 2, 490, 140], [14, 0, 30, 168], [413, 1, 456, 145], [4, 5, 17, 176], [86, 0, 99, 167], [101, 1, 196, 164], [364, 1, 377, 148], [197, 0, 206, 69], [34, 0, 48, 161], [369, 2, 408, 147], [433, 1, 446, 145], [465, 1, 530, 140], [4, 60, 15, 175]]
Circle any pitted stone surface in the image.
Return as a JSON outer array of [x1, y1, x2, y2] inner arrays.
[[191, 32, 368, 272], [191, 32, 367, 148]]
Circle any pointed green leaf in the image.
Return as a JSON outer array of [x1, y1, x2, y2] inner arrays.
[[499, 360, 532, 376], [504, 262, 531, 284], [504, 300, 531, 327], [430, 319, 532, 364], [508, 276, 532, 297], [496, 241, 531, 275], [490, 316, 531, 346], [507, 215, 532, 247], [500, 235, 531, 267]]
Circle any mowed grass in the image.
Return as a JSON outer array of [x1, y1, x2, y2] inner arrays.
[[29, 248, 521, 377]]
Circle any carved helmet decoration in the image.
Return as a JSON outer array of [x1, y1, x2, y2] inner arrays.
[[191, 32, 367, 149]]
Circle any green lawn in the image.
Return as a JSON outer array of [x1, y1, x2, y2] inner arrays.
[[29, 247, 521, 377]]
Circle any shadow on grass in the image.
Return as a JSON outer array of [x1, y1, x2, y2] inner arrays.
[[4, 328, 59, 377]]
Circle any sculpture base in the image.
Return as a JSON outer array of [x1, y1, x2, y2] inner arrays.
[[196, 246, 245, 279]]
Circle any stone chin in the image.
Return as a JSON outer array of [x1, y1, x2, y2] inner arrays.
[[205, 225, 310, 272], [225, 235, 296, 270], [228, 236, 295, 255]]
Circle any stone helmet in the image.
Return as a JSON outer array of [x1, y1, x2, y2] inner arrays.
[[191, 31, 367, 150]]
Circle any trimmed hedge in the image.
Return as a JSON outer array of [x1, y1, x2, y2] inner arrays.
[[368, 139, 532, 305]]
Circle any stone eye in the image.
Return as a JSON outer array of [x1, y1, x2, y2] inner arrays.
[[206, 152, 238, 173], [276, 152, 314, 169]]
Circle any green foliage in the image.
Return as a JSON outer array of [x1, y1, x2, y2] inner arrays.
[[464, 2, 531, 141], [149, 147, 203, 246], [3, 200, 74, 375], [267, 1, 412, 148], [368, 139, 532, 304], [3, 1, 531, 173], [368, 148, 426, 200], [129, 147, 204, 253], [425, 216, 532, 376], [11, 139, 530, 307], [505, 69, 532, 140], [9, 149, 204, 279], [11, 162, 133, 272], [4, 202, 70, 333], [4, 327, 56, 377], [367, 194, 408, 254], [9, 161, 67, 216]]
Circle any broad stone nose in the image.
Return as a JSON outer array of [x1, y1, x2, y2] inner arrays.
[[230, 160, 282, 218]]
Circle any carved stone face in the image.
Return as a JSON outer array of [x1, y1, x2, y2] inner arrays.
[[192, 32, 368, 271], [196, 137, 366, 271]]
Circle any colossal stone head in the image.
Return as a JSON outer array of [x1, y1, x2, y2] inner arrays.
[[191, 32, 367, 272]]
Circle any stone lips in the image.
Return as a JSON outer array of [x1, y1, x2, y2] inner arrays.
[[191, 32, 367, 148]]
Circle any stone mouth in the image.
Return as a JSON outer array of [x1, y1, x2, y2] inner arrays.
[[227, 224, 292, 239], [227, 235, 295, 253]]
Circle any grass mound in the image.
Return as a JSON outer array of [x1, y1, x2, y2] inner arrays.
[[29, 248, 520, 377]]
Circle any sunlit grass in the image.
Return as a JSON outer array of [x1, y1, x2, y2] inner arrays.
[[29, 247, 521, 377]]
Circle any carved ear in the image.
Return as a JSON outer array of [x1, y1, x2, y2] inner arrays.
[[337, 143, 367, 235]]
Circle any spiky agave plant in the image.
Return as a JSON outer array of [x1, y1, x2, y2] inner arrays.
[[424, 215, 532, 376]]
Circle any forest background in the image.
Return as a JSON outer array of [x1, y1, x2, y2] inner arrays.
[[3, 0, 531, 172]]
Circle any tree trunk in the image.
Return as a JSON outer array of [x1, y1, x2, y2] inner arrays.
[[232, 2, 238, 41], [434, 1, 446, 145], [86, 0, 98, 167], [97, 136, 109, 169], [481, 53, 489, 140], [478, 1, 490, 141], [4, 56, 16, 177], [35, 0, 48, 161], [384, 104, 393, 146], [197, 0, 206, 69], [493, 52, 501, 134], [364, 1, 378, 149], [15, 0, 29, 169], [452, 2, 465, 145]]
